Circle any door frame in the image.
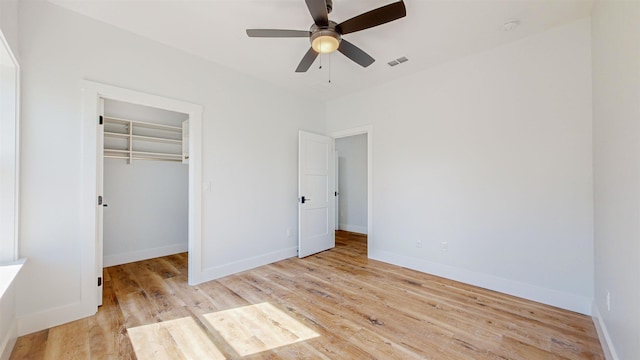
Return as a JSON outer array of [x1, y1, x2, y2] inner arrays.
[[334, 150, 339, 230], [80, 81, 203, 311], [330, 125, 373, 257]]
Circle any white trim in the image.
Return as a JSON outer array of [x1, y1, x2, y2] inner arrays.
[[17, 302, 90, 336], [330, 125, 373, 257], [370, 248, 593, 315], [0, 260, 22, 360], [0, 28, 21, 263], [80, 81, 204, 314], [0, 319, 17, 360], [592, 303, 619, 360], [103, 243, 188, 267], [0, 259, 24, 300], [196, 247, 298, 283], [338, 224, 368, 234]]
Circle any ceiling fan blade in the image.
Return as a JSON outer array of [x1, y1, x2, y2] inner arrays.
[[336, 1, 406, 35], [296, 47, 319, 72], [305, 0, 329, 27], [338, 39, 375, 68], [246, 29, 311, 38]]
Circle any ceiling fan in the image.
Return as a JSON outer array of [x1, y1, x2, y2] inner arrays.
[[246, 0, 407, 72]]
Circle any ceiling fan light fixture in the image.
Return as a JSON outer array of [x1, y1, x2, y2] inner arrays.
[[311, 32, 340, 54]]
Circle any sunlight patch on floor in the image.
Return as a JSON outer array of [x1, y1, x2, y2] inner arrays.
[[128, 316, 225, 360], [203, 302, 320, 356]]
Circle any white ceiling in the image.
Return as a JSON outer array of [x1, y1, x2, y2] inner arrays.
[[48, 0, 594, 99]]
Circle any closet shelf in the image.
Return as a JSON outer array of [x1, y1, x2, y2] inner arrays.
[[103, 116, 186, 164], [104, 150, 182, 162], [104, 131, 129, 139], [105, 132, 182, 145], [104, 116, 181, 132]]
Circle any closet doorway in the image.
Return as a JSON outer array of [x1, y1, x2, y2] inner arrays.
[[81, 81, 203, 312], [101, 99, 189, 270]]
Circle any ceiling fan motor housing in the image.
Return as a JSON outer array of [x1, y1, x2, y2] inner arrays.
[[310, 21, 341, 53]]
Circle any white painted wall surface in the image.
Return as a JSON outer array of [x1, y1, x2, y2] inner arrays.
[[335, 134, 367, 234], [0, 0, 19, 57], [592, 1, 640, 359], [16, 0, 324, 334], [327, 19, 594, 313], [102, 100, 188, 266]]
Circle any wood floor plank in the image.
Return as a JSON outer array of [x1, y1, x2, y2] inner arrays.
[[9, 329, 48, 360], [43, 318, 91, 360], [11, 231, 605, 359]]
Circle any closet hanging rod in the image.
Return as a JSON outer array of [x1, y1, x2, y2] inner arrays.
[[131, 134, 182, 144], [104, 131, 129, 139], [132, 157, 182, 162], [131, 150, 181, 158]]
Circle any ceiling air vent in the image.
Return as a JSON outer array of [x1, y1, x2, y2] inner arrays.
[[388, 56, 408, 67]]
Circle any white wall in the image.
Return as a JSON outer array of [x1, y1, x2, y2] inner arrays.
[[16, 0, 324, 334], [103, 100, 188, 266], [0, 0, 19, 57], [591, 1, 640, 359], [335, 134, 367, 234], [327, 19, 594, 314]]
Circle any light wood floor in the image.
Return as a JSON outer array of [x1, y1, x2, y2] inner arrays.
[[11, 231, 604, 359]]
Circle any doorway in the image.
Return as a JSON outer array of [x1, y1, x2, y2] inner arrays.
[[335, 134, 368, 235], [81, 81, 203, 312], [101, 99, 189, 268], [331, 126, 373, 256]]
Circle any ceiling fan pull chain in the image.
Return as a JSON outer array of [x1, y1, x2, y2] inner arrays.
[[328, 53, 332, 84], [319, 38, 323, 69]]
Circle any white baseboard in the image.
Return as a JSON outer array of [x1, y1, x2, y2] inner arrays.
[[103, 243, 188, 267], [193, 247, 298, 285], [338, 224, 368, 234], [0, 319, 17, 360], [591, 303, 619, 360], [17, 301, 95, 336], [369, 248, 592, 315]]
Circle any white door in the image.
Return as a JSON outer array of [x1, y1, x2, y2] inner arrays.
[[298, 131, 335, 258], [96, 98, 104, 306]]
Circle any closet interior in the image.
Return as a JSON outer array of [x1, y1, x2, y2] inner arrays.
[[102, 99, 189, 267]]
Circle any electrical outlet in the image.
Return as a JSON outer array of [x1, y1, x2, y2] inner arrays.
[[416, 240, 423, 248], [441, 241, 448, 252], [606, 291, 611, 311], [286, 228, 292, 238]]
